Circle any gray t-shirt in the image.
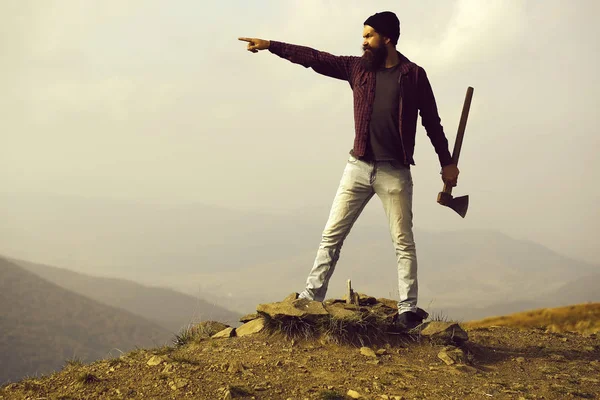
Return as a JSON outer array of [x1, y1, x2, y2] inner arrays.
[[360, 63, 407, 165]]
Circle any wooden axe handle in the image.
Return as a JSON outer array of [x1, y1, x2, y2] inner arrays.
[[443, 86, 474, 194]]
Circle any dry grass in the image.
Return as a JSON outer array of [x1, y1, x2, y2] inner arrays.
[[464, 302, 600, 334], [261, 311, 400, 348]]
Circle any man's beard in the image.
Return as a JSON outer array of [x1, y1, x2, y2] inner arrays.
[[360, 45, 387, 71]]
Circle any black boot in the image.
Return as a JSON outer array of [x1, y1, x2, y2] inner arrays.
[[395, 308, 428, 331]]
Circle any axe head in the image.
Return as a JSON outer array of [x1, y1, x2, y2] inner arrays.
[[437, 192, 469, 218]]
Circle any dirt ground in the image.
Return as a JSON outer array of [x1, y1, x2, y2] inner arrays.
[[1, 324, 599, 400]]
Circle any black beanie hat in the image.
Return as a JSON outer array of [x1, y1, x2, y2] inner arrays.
[[364, 11, 400, 45]]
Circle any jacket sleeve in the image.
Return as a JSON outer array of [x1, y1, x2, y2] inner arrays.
[[416, 66, 454, 168], [268, 40, 357, 82]]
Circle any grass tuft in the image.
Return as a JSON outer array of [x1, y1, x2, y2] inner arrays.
[[63, 357, 83, 369], [76, 372, 100, 384]]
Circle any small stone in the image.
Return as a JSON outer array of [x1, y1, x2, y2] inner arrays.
[[516, 357, 525, 363], [347, 389, 362, 398], [212, 327, 235, 338], [257, 298, 329, 320], [438, 346, 467, 365], [360, 347, 377, 358], [419, 321, 469, 344], [239, 313, 259, 323], [253, 383, 269, 391], [236, 318, 265, 337], [227, 361, 246, 373], [147, 356, 164, 366], [169, 378, 189, 390], [376, 349, 387, 355]]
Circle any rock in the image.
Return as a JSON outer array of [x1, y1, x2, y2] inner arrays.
[[283, 292, 299, 302], [516, 357, 525, 363], [236, 318, 265, 337], [357, 293, 378, 305], [324, 303, 362, 321], [223, 390, 233, 400], [257, 298, 329, 320], [418, 321, 469, 344], [437, 346, 467, 365], [169, 378, 189, 390], [147, 356, 164, 366], [376, 349, 387, 355], [376, 298, 398, 309], [239, 313, 258, 323], [227, 361, 246, 373], [253, 383, 269, 391], [347, 389, 362, 398], [212, 327, 235, 339], [360, 347, 377, 358], [193, 321, 230, 337]]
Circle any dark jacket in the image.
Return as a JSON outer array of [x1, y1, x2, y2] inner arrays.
[[268, 40, 453, 167]]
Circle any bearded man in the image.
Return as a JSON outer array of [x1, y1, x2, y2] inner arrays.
[[239, 11, 459, 330]]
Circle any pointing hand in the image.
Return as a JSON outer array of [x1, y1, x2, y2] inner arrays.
[[238, 37, 270, 53]]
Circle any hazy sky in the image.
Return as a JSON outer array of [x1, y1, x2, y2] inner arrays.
[[2, 1, 599, 264]]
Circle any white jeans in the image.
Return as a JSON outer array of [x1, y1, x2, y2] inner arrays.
[[299, 154, 418, 314]]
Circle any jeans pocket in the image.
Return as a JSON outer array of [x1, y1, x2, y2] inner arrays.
[[348, 154, 359, 163]]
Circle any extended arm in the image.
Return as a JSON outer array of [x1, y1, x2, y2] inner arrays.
[[416, 67, 454, 168], [239, 37, 357, 82], [267, 41, 357, 82]]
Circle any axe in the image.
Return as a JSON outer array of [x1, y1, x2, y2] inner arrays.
[[437, 86, 474, 218]]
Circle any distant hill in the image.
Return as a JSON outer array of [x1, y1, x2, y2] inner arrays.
[[0, 257, 174, 384], [8, 256, 242, 333], [181, 229, 600, 317], [0, 193, 597, 320], [535, 273, 600, 305], [464, 302, 600, 334], [428, 273, 600, 322]]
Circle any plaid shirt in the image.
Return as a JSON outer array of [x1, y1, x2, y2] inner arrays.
[[268, 41, 453, 167]]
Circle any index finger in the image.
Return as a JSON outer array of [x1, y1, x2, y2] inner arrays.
[[238, 37, 253, 42]]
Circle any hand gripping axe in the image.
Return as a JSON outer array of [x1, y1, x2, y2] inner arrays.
[[437, 86, 474, 218]]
